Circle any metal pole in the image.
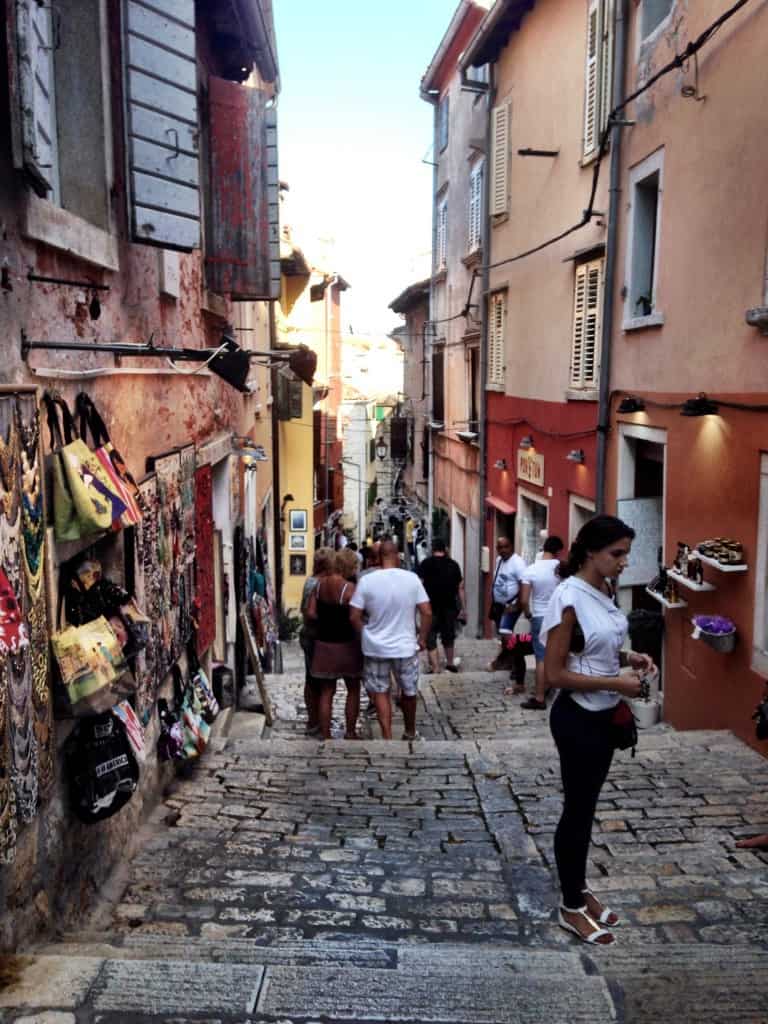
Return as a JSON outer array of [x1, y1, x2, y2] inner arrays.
[[596, 0, 628, 513]]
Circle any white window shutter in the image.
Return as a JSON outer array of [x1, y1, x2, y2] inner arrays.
[[468, 161, 483, 252], [571, 264, 587, 387], [490, 105, 509, 216], [583, 0, 599, 159], [15, 0, 59, 198], [436, 199, 447, 269], [599, 0, 614, 143], [583, 260, 602, 386], [571, 260, 603, 387], [487, 293, 505, 388], [125, 0, 200, 250]]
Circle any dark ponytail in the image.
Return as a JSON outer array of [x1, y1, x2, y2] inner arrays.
[[557, 514, 636, 579]]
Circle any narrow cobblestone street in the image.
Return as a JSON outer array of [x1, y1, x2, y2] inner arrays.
[[2, 641, 767, 1022]]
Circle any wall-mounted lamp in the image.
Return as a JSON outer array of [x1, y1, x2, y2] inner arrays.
[[681, 393, 719, 417], [617, 396, 646, 414], [493, 458, 507, 470], [566, 448, 585, 464], [376, 438, 388, 461], [518, 435, 534, 450]]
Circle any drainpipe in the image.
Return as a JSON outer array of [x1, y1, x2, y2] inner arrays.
[[476, 63, 495, 639], [425, 95, 439, 548], [596, 0, 629, 513]]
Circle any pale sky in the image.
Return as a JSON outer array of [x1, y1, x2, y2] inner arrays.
[[273, 0, 457, 336]]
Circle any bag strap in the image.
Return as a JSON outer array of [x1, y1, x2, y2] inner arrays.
[[42, 391, 68, 451], [75, 392, 111, 448]]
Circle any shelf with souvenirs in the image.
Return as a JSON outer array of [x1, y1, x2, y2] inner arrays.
[[694, 538, 747, 573]]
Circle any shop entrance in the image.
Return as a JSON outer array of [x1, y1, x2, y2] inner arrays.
[[516, 489, 548, 565]]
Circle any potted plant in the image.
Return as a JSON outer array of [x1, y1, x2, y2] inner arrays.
[[691, 614, 737, 653]]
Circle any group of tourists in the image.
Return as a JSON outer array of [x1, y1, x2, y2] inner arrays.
[[298, 513, 662, 946]]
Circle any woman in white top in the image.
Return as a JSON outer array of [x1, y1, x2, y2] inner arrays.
[[541, 515, 654, 946]]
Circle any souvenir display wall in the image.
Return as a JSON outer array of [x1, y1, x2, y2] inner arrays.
[[0, 392, 54, 864]]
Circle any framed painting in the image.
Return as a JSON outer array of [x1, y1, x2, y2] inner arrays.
[[289, 533, 306, 550], [289, 509, 307, 532]]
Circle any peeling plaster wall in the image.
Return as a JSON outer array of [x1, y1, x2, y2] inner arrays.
[[0, 3, 273, 951]]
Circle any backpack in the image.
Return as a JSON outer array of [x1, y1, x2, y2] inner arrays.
[[65, 712, 139, 824]]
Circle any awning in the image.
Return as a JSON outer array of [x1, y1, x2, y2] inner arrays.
[[486, 495, 515, 515]]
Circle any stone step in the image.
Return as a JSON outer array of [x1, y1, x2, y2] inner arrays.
[[3, 941, 618, 1022]]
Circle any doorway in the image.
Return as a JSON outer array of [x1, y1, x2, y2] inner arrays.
[[516, 488, 548, 565], [451, 507, 466, 576]]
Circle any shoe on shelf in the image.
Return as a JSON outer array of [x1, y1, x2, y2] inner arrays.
[[521, 697, 547, 710]]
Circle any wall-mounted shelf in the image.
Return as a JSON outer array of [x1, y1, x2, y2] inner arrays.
[[696, 553, 748, 574], [668, 569, 716, 592], [645, 587, 688, 610]]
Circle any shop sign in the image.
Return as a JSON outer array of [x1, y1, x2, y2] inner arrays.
[[517, 450, 545, 487]]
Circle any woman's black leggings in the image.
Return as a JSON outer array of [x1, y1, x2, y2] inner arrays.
[[550, 692, 615, 909]]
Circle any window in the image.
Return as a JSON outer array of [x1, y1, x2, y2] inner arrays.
[[438, 94, 449, 152], [466, 64, 489, 86], [13, 0, 113, 228], [754, 453, 768, 676], [490, 105, 509, 216], [583, 0, 614, 161], [369, 437, 376, 463], [432, 346, 445, 425], [468, 160, 484, 253], [624, 149, 664, 328], [570, 259, 603, 389], [641, 0, 674, 41], [467, 346, 480, 433], [487, 292, 506, 389], [436, 196, 448, 270]]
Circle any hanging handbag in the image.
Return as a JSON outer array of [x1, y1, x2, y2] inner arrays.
[[43, 392, 127, 541], [172, 665, 210, 759], [611, 700, 638, 756], [76, 393, 143, 527], [65, 712, 139, 823], [157, 698, 185, 761], [111, 700, 146, 763], [50, 613, 136, 716]]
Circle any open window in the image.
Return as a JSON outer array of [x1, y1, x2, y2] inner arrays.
[[624, 149, 664, 329]]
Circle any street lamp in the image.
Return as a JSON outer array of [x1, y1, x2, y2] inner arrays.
[[376, 438, 388, 461]]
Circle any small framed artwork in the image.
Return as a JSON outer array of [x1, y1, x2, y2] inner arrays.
[[289, 554, 307, 576], [289, 533, 306, 550], [289, 509, 307, 532]]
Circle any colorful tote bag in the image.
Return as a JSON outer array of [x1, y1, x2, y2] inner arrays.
[[50, 615, 134, 716], [43, 392, 127, 541], [76, 393, 143, 527]]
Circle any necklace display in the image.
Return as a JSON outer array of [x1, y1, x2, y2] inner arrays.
[[17, 399, 53, 797], [0, 660, 17, 864]]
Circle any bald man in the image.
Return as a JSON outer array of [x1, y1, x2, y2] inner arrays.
[[350, 540, 431, 740]]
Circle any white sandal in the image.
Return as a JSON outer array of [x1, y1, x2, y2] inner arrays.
[[558, 906, 616, 945], [582, 887, 620, 926]]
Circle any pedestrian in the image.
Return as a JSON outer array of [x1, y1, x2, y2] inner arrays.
[[417, 538, 464, 673], [405, 516, 415, 565], [489, 536, 527, 691], [349, 540, 431, 740], [360, 540, 382, 576], [518, 535, 565, 708], [348, 541, 364, 572], [305, 548, 364, 740], [541, 514, 654, 945], [299, 547, 335, 737], [415, 520, 429, 566]]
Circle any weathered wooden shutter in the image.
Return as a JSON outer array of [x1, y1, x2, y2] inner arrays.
[[487, 292, 505, 388], [207, 77, 280, 299], [583, 0, 600, 159], [124, 0, 200, 250], [490, 105, 509, 216], [14, 0, 59, 198], [571, 259, 602, 387]]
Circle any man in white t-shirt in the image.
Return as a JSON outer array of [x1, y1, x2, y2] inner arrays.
[[350, 540, 431, 740], [519, 535, 564, 709]]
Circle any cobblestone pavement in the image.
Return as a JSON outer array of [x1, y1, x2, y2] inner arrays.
[[2, 639, 768, 1023]]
